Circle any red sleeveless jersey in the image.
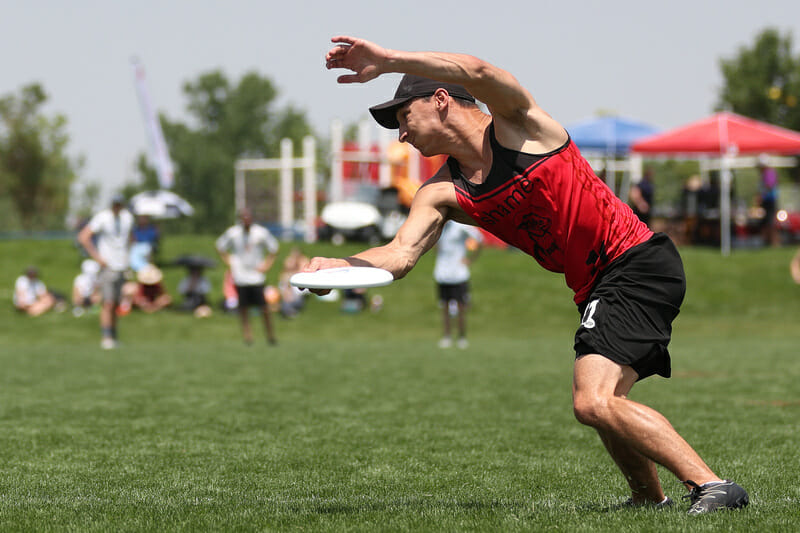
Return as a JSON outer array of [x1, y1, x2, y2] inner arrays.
[[450, 126, 653, 303]]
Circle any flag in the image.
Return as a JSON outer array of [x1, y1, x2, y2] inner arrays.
[[131, 57, 175, 189]]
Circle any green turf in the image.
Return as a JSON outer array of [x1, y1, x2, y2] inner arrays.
[[1, 236, 798, 531]]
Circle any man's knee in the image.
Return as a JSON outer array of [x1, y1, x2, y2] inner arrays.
[[573, 392, 613, 428]]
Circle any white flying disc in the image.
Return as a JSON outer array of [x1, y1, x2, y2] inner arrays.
[[290, 266, 394, 289]]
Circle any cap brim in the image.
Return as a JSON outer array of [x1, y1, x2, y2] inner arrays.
[[369, 97, 412, 129]]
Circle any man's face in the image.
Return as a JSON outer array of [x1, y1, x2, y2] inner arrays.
[[239, 210, 253, 227], [396, 96, 442, 157]]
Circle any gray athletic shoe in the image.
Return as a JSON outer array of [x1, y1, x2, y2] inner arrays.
[[684, 480, 749, 515]]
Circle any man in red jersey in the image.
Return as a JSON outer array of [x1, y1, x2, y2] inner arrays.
[[305, 36, 748, 515]]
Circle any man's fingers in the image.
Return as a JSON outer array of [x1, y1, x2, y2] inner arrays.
[[330, 35, 356, 46], [337, 74, 362, 84], [301, 257, 326, 272]]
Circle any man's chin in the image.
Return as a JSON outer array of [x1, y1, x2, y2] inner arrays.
[[412, 143, 437, 158]]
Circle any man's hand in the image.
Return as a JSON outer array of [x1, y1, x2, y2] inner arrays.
[[298, 257, 352, 295], [326, 36, 387, 84]]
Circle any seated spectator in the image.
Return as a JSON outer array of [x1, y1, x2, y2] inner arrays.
[[177, 266, 213, 318], [129, 241, 153, 273], [279, 246, 309, 318], [221, 269, 239, 312], [133, 215, 161, 258], [14, 266, 57, 317], [131, 264, 172, 313], [341, 288, 368, 313], [72, 259, 101, 316]]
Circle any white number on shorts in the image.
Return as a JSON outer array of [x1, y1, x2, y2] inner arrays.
[[581, 299, 599, 329]]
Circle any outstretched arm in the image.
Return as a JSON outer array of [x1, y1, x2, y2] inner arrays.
[[325, 36, 525, 115], [325, 35, 566, 146], [303, 178, 457, 281]]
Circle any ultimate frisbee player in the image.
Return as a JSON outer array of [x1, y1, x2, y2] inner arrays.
[[305, 36, 749, 514]]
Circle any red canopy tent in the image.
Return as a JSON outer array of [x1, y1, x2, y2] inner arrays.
[[631, 111, 800, 156], [631, 112, 800, 254]]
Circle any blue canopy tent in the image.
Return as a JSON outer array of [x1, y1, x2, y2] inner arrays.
[[565, 115, 661, 197], [566, 115, 661, 156]]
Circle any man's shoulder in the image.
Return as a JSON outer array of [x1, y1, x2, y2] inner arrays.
[[221, 224, 240, 236], [90, 209, 111, 224], [420, 163, 454, 192], [249, 224, 273, 239], [491, 115, 569, 155]]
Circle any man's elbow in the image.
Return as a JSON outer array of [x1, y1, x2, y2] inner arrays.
[[77, 231, 91, 248]]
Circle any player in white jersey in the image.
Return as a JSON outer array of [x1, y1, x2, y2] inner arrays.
[[216, 208, 280, 345], [78, 194, 134, 349], [433, 221, 482, 348]]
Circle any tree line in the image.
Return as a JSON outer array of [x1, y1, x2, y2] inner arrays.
[[1, 28, 799, 232]]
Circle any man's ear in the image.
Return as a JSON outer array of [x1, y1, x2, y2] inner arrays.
[[433, 88, 450, 110]]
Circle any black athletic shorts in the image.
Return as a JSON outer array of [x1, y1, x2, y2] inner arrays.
[[574, 233, 686, 380], [235, 284, 266, 308], [437, 281, 470, 304]]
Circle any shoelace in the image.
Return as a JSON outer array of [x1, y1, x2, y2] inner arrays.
[[682, 480, 703, 504]]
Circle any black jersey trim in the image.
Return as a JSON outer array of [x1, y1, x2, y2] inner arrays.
[[450, 124, 571, 203]]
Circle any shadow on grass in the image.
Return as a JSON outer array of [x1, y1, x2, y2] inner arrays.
[[290, 496, 679, 516], [578, 500, 683, 513], [291, 497, 529, 515]]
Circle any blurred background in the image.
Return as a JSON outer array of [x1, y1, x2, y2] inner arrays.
[[2, 0, 800, 248]]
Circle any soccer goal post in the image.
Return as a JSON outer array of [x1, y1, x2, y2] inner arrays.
[[234, 136, 317, 242]]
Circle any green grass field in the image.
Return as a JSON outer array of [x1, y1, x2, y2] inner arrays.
[[1, 236, 799, 531]]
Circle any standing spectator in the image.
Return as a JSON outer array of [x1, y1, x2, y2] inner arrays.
[[216, 208, 279, 345], [72, 259, 101, 316], [757, 155, 779, 247], [630, 167, 655, 227], [433, 220, 482, 348], [13, 266, 56, 317], [77, 194, 134, 349]]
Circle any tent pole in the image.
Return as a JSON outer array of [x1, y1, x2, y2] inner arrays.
[[720, 156, 732, 256]]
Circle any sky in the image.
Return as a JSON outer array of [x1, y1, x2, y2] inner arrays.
[[3, 0, 800, 204]]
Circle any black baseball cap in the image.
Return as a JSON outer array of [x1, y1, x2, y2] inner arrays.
[[369, 74, 476, 129]]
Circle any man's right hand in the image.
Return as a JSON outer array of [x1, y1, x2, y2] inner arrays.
[[326, 36, 387, 84], [299, 257, 352, 295]]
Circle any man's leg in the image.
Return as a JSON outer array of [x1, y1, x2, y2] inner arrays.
[[239, 305, 253, 344], [100, 300, 117, 348], [572, 354, 720, 499], [28, 293, 55, 316], [261, 304, 276, 345], [99, 271, 120, 348], [456, 301, 467, 338], [596, 422, 665, 504]]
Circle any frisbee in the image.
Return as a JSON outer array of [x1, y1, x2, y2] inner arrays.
[[290, 266, 394, 289]]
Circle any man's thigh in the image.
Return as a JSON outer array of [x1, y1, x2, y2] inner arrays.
[[573, 354, 639, 399], [100, 270, 125, 303]]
